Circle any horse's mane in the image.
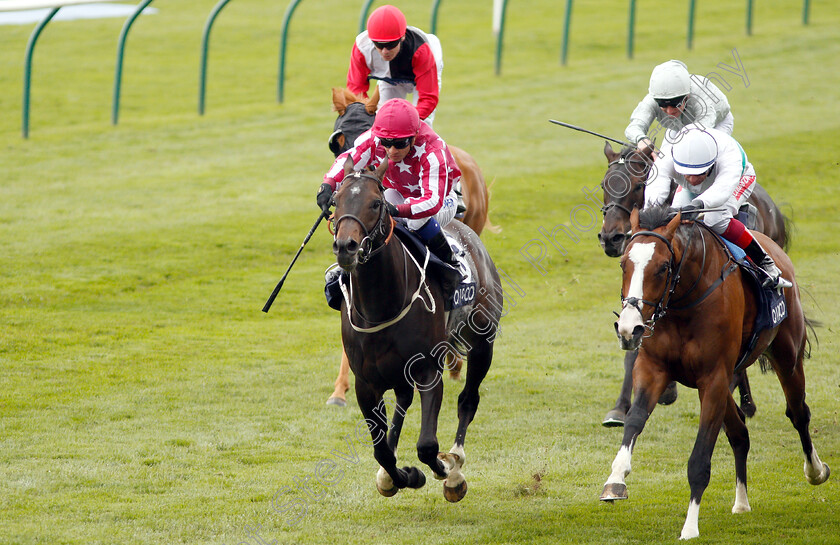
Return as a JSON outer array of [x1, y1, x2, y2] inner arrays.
[[637, 205, 677, 230]]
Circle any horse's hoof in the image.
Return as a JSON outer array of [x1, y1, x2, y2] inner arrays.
[[600, 482, 628, 501], [376, 482, 399, 497], [443, 478, 468, 502], [403, 466, 427, 489], [602, 410, 626, 427], [326, 396, 347, 407], [658, 381, 679, 405], [807, 462, 830, 485]]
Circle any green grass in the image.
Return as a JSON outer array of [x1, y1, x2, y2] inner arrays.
[[1, 1, 839, 544]]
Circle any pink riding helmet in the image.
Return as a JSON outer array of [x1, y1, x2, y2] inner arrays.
[[371, 99, 420, 139]]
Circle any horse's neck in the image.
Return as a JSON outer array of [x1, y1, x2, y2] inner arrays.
[[349, 240, 413, 321], [672, 226, 731, 303]]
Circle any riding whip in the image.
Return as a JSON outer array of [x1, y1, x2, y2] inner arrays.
[[548, 119, 636, 148], [262, 209, 329, 313]]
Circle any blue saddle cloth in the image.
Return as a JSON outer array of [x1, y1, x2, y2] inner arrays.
[[324, 224, 470, 312], [718, 236, 788, 372]]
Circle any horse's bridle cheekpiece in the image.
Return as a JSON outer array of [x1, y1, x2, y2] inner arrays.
[[331, 171, 393, 264]]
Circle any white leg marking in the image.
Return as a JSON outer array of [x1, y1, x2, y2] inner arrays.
[[376, 466, 394, 490], [732, 479, 751, 513], [616, 243, 655, 340], [450, 444, 466, 467], [804, 447, 830, 485], [680, 500, 701, 540], [605, 444, 633, 486]]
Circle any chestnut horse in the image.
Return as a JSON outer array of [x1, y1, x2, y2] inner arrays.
[[603, 206, 829, 540], [326, 87, 496, 406], [597, 143, 790, 426], [332, 161, 502, 501]]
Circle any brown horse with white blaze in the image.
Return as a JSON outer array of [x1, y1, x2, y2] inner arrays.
[[602, 206, 828, 540], [598, 142, 791, 427]]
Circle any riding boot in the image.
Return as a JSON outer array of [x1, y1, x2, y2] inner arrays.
[[743, 239, 793, 289], [427, 231, 459, 268]]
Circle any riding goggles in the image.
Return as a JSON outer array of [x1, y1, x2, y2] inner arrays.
[[654, 95, 687, 108], [378, 137, 412, 149], [372, 39, 401, 51]]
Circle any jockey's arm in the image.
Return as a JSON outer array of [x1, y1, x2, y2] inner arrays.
[[323, 132, 375, 189], [411, 47, 439, 120], [625, 95, 658, 147], [694, 156, 743, 210], [644, 150, 676, 209], [347, 43, 372, 97]]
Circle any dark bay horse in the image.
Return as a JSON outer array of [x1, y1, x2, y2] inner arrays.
[[332, 160, 502, 501], [603, 206, 829, 540], [597, 142, 790, 426], [326, 87, 496, 406]]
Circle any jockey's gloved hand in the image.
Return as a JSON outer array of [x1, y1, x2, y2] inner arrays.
[[316, 183, 334, 213], [680, 200, 703, 220], [385, 202, 400, 218]]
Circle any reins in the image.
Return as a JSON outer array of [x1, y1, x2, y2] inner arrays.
[[333, 170, 436, 333]]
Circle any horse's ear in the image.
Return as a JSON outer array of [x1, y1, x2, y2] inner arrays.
[[331, 88, 347, 115], [630, 207, 640, 232], [374, 158, 388, 180], [664, 210, 681, 239], [604, 141, 618, 163], [343, 156, 355, 176], [366, 86, 380, 115]]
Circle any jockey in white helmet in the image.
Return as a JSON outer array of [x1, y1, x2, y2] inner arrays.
[[626, 60, 734, 157], [644, 124, 792, 289]]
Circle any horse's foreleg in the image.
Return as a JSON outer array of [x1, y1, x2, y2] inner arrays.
[[721, 392, 751, 514], [602, 349, 636, 427], [326, 350, 351, 406], [355, 381, 422, 496], [601, 361, 668, 502], [680, 375, 730, 540]]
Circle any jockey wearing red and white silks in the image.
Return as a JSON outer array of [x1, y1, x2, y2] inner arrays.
[[323, 101, 460, 234], [644, 124, 791, 289], [347, 5, 443, 126]]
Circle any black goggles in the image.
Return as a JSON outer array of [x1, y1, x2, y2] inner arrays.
[[655, 95, 687, 108], [379, 137, 412, 149], [372, 39, 401, 51]]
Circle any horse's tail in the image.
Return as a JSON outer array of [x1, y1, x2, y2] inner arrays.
[[803, 315, 821, 360], [483, 177, 502, 234], [780, 208, 794, 252]]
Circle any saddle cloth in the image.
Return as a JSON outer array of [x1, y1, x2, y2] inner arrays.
[[718, 236, 788, 372]]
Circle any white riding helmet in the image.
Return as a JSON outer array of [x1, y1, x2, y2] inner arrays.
[[649, 60, 691, 99], [671, 126, 718, 175]]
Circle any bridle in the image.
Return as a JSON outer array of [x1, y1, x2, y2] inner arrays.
[[331, 171, 395, 265], [600, 154, 653, 218], [620, 219, 739, 336]]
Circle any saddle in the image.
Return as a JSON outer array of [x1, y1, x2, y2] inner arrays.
[[325, 224, 472, 312], [717, 235, 789, 372]]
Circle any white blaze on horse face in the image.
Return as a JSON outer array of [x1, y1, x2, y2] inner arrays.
[[616, 242, 655, 339]]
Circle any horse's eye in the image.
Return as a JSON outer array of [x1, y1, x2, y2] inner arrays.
[[634, 183, 645, 192], [656, 263, 669, 276], [372, 200, 381, 210]]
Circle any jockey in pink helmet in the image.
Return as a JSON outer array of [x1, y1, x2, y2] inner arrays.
[[319, 99, 461, 267], [347, 5, 444, 127]]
